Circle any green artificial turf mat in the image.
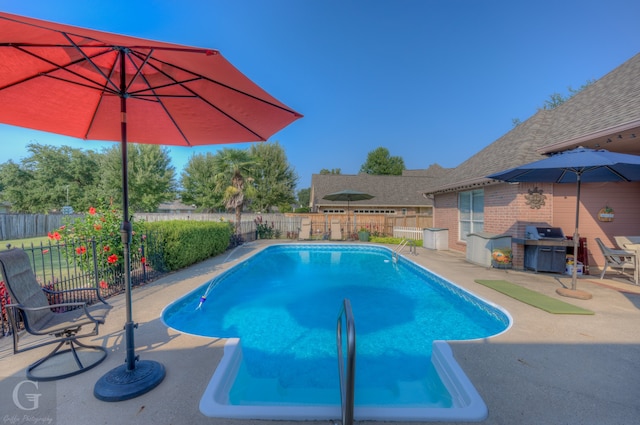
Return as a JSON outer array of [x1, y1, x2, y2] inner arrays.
[[474, 279, 594, 315]]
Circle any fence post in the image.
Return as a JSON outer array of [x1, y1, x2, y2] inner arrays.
[[91, 238, 100, 289], [141, 243, 147, 283]]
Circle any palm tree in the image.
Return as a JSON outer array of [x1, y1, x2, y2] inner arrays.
[[212, 148, 255, 235]]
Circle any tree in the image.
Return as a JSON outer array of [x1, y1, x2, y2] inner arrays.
[[297, 188, 310, 209], [0, 144, 101, 213], [360, 147, 405, 175], [212, 148, 256, 235], [542, 81, 595, 110], [0, 160, 33, 212], [541, 92, 567, 110], [180, 152, 223, 211], [513, 80, 596, 124], [248, 142, 297, 212], [319, 168, 341, 175], [99, 144, 176, 212]]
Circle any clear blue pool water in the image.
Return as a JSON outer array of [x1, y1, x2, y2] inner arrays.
[[163, 244, 509, 410]]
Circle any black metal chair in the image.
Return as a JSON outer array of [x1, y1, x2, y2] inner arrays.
[[0, 248, 111, 381]]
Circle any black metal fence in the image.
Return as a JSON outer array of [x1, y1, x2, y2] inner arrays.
[[0, 233, 165, 337]]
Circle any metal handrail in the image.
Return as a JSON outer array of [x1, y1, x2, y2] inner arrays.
[[407, 239, 417, 255], [392, 238, 418, 262], [393, 239, 409, 262], [336, 298, 356, 425]]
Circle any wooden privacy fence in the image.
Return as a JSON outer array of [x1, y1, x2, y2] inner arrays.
[[0, 214, 81, 241], [1, 212, 433, 241], [384, 214, 433, 230]]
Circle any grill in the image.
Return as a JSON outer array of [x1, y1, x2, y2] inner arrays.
[[524, 226, 568, 273]]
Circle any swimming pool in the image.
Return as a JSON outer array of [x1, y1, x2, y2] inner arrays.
[[162, 244, 511, 421]]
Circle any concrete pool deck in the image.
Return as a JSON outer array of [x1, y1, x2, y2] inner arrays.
[[1, 240, 639, 424]]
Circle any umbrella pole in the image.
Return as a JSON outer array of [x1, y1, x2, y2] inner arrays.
[[94, 49, 165, 401], [571, 177, 581, 291], [347, 200, 350, 240], [557, 173, 590, 299]]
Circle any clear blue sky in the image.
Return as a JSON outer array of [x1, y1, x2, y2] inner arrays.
[[2, 0, 640, 190]]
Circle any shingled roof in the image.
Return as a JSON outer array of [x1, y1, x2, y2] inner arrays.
[[423, 52, 640, 194], [542, 52, 640, 151], [311, 165, 449, 209]]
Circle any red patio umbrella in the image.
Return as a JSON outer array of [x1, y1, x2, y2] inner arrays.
[[0, 12, 302, 400]]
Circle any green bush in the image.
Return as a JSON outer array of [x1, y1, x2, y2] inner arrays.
[[144, 220, 233, 271], [370, 236, 423, 247]]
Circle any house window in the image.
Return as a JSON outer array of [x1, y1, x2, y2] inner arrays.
[[459, 189, 484, 241]]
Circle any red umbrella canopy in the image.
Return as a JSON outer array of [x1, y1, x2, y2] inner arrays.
[[0, 12, 302, 146], [0, 13, 302, 398]]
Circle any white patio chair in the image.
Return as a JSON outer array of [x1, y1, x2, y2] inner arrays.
[[595, 238, 636, 283]]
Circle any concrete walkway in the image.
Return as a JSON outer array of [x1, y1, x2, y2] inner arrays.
[[1, 240, 639, 424]]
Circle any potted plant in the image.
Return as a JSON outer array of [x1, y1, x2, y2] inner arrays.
[[357, 228, 370, 242]]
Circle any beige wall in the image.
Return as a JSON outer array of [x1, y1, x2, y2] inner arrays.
[[553, 181, 640, 269]]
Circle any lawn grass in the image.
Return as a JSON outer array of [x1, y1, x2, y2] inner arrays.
[[1, 236, 74, 284], [1, 236, 51, 250]]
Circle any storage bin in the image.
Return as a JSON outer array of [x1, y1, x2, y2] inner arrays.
[[565, 264, 584, 276], [466, 232, 512, 267], [423, 228, 448, 250]]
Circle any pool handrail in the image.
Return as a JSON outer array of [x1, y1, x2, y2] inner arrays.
[[393, 238, 417, 262], [336, 298, 356, 425]]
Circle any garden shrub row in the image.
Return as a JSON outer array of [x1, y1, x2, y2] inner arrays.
[[370, 236, 423, 247], [144, 220, 233, 271]]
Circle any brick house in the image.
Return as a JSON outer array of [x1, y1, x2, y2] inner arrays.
[[421, 52, 640, 273]]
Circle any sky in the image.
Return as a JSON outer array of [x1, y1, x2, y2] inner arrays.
[[1, 0, 640, 190]]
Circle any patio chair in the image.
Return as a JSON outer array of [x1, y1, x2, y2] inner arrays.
[[0, 248, 112, 381], [594, 238, 637, 283], [298, 217, 311, 240], [330, 219, 342, 240], [614, 236, 640, 249]]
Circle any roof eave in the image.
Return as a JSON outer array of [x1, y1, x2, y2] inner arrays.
[[536, 118, 640, 154], [423, 178, 502, 196]]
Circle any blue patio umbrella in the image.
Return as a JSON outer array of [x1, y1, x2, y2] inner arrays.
[[487, 147, 640, 294]]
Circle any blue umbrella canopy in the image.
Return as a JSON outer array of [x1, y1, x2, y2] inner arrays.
[[487, 147, 640, 294], [487, 147, 640, 183]]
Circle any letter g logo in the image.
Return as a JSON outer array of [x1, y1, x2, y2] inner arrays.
[[12, 379, 41, 411]]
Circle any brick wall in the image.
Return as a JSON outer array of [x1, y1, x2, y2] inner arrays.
[[433, 181, 640, 272]]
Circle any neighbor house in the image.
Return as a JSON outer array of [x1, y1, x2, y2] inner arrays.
[[421, 52, 640, 274], [156, 200, 197, 214], [310, 166, 449, 215], [308, 166, 449, 235]]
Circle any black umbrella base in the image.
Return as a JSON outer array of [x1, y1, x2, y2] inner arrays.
[[556, 287, 593, 300], [94, 360, 165, 402]]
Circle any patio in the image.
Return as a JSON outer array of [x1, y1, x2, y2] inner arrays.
[[1, 240, 639, 425]]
